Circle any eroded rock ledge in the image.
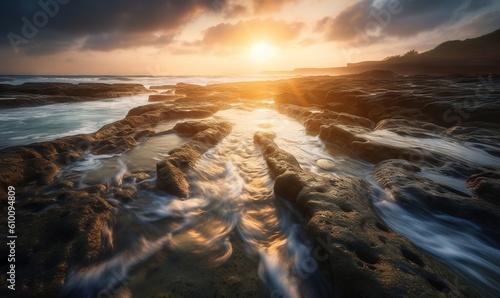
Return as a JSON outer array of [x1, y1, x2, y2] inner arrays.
[[253, 131, 478, 297], [156, 120, 233, 197], [0, 102, 229, 196], [0, 83, 150, 109], [0, 102, 229, 297]]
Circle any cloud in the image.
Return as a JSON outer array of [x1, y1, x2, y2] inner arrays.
[[221, 0, 298, 17], [458, 9, 500, 37], [224, 4, 248, 18], [81, 32, 176, 52], [251, 0, 298, 13], [0, 0, 302, 55], [0, 0, 227, 55], [187, 18, 304, 55], [317, 0, 494, 45]]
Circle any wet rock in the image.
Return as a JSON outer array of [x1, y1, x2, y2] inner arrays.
[[0, 153, 60, 187], [149, 82, 201, 93], [274, 90, 326, 107], [126, 102, 227, 118], [0, 83, 149, 109], [156, 120, 232, 196], [157, 160, 190, 197], [254, 132, 478, 298], [277, 104, 375, 130], [0, 102, 230, 193], [112, 188, 137, 203], [319, 124, 367, 145], [274, 92, 305, 106], [375, 118, 446, 137], [324, 102, 359, 115], [303, 89, 328, 106], [316, 158, 336, 171], [374, 160, 500, 241], [467, 171, 500, 206], [3, 189, 113, 297], [323, 89, 366, 105], [183, 91, 241, 103], [173, 121, 216, 135], [148, 94, 184, 102], [317, 124, 448, 166], [351, 139, 445, 165]]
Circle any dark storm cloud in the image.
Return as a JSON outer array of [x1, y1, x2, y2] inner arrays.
[[0, 0, 228, 54], [317, 0, 494, 45], [0, 0, 300, 55], [81, 32, 176, 52]]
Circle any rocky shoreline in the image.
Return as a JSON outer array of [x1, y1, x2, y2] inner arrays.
[[1, 72, 499, 297], [0, 83, 150, 109]]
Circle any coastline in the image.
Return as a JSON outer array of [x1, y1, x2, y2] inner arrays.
[[0, 71, 499, 297]]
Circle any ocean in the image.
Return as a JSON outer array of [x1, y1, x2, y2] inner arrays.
[[0, 74, 295, 149]]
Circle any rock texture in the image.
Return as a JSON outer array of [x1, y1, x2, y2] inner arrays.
[[0, 101, 230, 297], [374, 160, 500, 242], [0, 102, 229, 193], [156, 120, 232, 197], [467, 171, 500, 206], [254, 131, 478, 298], [1, 73, 499, 297], [0, 187, 113, 297], [0, 83, 149, 109]]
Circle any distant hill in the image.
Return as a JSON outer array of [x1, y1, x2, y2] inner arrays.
[[263, 28, 500, 75], [420, 28, 500, 60]]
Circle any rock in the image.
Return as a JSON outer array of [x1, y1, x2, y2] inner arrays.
[[317, 124, 447, 166], [157, 160, 190, 197], [274, 92, 305, 106], [374, 160, 500, 241], [274, 90, 328, 107], [148, 94, 184, 102], [0, 102, 230, 192], [156, 120, 232, 196], [0, 83, 149, 109], [277, 104, 375, 130], [316, 158, 336, 171], [350, 139, 445, 165], [113, 187, 136, 203], [254, 132, 478, 298], [467, 171, 500, 205], [125, 103, 170, 117], [374, 118, 445, 138], [303, 90, 328, 106], [324, 102, 359, 115], [323, 89, 366, 105], [5, 189, 113, 297], [352, 69, 399, 78], [319, 124, 366, 145], [174, 121, 214, 135]]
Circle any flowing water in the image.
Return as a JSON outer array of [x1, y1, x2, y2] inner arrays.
[[58, 108, 342, 297], [2, 77, 500, 297], [0, 95, 150, 149], [361, 130, 500, 298]]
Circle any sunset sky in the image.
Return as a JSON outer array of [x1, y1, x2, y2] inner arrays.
[[1, 0, 499, 75]]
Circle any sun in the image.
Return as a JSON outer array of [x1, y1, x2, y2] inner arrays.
[[251, 42, 273, 61]]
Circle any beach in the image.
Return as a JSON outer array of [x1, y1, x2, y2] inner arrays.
[[0, 72, 499, 297]]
